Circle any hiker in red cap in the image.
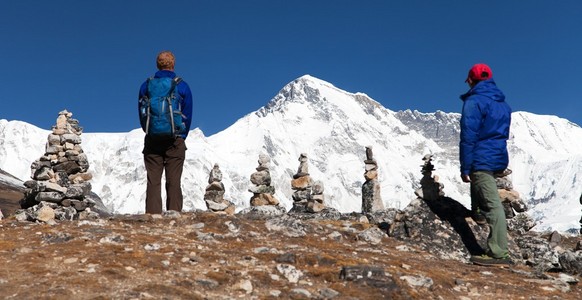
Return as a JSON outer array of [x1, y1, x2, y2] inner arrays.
[[459, 63, 513, 266]]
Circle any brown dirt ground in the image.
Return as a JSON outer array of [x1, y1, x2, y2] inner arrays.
[[1, 188, 581, 299]]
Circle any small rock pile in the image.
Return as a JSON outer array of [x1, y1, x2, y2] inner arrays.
[[204, 164, 235, 215], [249, 154, 279, 206], [496, 169, 528, 219], [414, 154, 445, 201], [361, 146, 384, 213], [17, 110, 99, 222], [290, 153, 325, 213]]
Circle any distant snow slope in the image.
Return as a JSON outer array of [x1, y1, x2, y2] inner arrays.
[[1, 75, 581, 232]]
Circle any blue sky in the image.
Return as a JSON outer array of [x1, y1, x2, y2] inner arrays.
[[1, 1, 581, 136]]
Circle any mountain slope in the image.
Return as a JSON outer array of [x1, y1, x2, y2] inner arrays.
[[0, 75, 581, 232]]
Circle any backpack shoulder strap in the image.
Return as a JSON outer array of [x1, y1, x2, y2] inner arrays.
[[170, 77, 182, 95], [144, 77, 154, 98]]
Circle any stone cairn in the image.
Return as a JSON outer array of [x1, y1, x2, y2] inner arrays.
[[414, 154, 445, 201], [290, 153, 325, 213], [249, 154, 279, 206], [361, 146, 384, 213], [496, 169, 528, 219], [18, 110, 98, 222], [204, 164, 235, 215]]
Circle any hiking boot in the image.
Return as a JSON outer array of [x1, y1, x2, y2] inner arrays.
[[470, 255, 514, 267], [470, 211, 487, 225]]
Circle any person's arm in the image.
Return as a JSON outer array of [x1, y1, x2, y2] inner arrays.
[[138, 81, 148, 132], [459, 97, 482, 179], [179, 82, 193, 138]]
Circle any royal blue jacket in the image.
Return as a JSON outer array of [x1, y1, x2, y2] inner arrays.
[[138, 70, 193, 139], [459, 79, 511, 176]]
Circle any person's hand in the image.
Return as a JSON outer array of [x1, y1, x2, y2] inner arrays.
[[461, 174, 471, 183]]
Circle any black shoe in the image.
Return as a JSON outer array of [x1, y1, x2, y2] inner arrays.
[[470, 255, 513, 267], [470, 211, 487, 225]]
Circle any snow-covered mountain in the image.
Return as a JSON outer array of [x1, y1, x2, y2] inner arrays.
[[1, 75, 581, 232]]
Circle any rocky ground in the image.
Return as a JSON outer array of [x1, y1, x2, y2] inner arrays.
[[1, 183, 582, 299], [0, 214, 581, 299]]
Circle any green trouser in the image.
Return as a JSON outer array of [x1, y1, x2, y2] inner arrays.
[[470, 171, 509, 258]]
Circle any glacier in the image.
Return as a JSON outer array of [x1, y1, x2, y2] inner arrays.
[[1, 75, 581, 232]]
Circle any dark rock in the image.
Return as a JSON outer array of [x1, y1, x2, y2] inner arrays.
[[361, 179, 383, 213], [559, 251, 582, 276], [339, 265, 385, 281], [503, 201, 515, 219], [53, 161, 81, 175], [70, 199, 87, 211], [275, 253, 297, 264], [35, 191, 64, 203], [55, 171, 71, 187], [65, 186, 84, 199]]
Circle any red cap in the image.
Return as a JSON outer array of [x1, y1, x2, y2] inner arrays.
[[466, 63, 492, 82]]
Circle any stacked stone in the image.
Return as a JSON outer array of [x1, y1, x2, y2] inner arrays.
[[290, 153, 325, 213], [18, 110, 97, 222], [249, 154, 279, 206], [361, 146, 384, 213], [496, 169, 527, 218], [414, 154, 445, 201], [204, 164, 235, 215], [309, 181, 325, 213]]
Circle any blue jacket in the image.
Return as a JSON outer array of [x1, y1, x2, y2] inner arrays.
[[459, 79, 511, 176], [139, 70, 193, 139]]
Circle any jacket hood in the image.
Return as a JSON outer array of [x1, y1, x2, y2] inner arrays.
[[460, 79, 505, 102]]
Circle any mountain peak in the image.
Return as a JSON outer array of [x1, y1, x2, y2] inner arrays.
[[294, 74, 335, 87], [257, 74, 376, 118]]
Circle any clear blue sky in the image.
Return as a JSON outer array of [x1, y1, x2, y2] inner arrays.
[[1, 1, 581, 136]]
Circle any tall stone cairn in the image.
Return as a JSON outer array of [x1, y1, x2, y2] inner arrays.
[[249, 154, 279, 206], [414, 154, 445, 201], [361, 146, 384, 213], [204, 164, 235, 215], [290, 153, 325, 213], [18, 110, 97, 222], [496, 169, 528, 219]]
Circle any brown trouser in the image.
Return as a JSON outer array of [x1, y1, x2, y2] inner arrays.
[[143, 136, 186, 214]]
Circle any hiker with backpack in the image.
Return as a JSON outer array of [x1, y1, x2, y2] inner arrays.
[[138, 51, 193, 214], [459, 63, 513, 266]]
